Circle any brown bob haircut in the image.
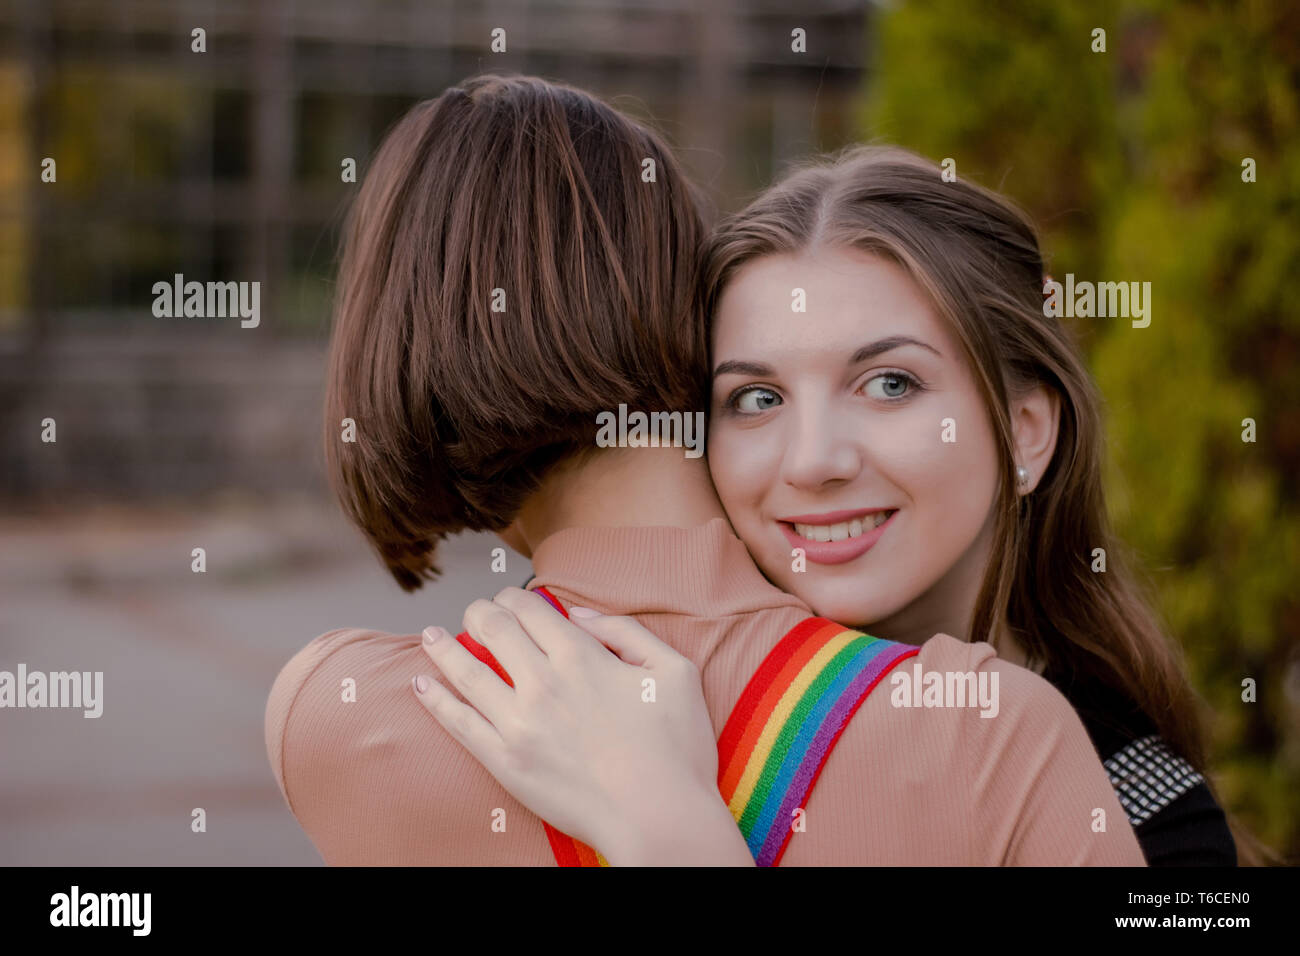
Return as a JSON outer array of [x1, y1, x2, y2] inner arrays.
[[325, 75, 708, 591]]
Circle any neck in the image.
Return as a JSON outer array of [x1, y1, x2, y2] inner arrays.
[[511, 446, 730, 555], [869, 584, 1036, 672]]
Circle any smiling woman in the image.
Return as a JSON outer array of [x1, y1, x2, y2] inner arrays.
[[696, 145, 1237, 864], [709, 247, 1008, 637]]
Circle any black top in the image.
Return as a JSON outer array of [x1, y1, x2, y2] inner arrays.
[[1044, 666, 1238, 866]]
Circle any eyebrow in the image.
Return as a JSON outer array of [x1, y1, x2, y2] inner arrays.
[[712, 335, 942, 379]]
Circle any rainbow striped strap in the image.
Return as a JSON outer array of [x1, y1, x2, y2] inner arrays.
[[451, 585, 610, 866], [715, 617, 919, 866], [453, 591, 915, 867], [530, 588, 611, 866]]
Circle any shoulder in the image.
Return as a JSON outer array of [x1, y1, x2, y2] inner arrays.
[[912, 632, 1081, 727], [264, 627, 418, 813], [909, 637, 1146, 794], [840, 632, 1085, 760], [815, 632, 1118, 862], [915, 635, 1145, 863]]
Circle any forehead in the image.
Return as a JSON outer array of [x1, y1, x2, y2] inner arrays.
[[713, 246, 955, 359]]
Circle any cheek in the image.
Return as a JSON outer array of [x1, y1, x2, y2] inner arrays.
[[707, 423, 768, 516], [830, 393, 996, 552], [888, 404, 1000, 531], [708, 421, 796, 550]]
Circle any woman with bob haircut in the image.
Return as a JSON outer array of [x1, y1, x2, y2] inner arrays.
[[405, 145, 1239, 866], [265, 74, 1144, 865]]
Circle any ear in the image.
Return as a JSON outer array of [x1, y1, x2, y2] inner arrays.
[[1010, 384, 1059, 494]]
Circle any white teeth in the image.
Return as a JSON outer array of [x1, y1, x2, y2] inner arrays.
[[793, 512, 893, 542]]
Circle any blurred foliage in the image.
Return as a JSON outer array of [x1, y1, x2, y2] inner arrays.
[[0, 63, 24, 321], [865, 0, 1299, 861]]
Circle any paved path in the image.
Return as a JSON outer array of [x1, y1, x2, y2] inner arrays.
[[0, 497, 525, 865]]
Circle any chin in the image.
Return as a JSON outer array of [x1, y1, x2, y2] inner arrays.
[[796, 585, 894, 632]]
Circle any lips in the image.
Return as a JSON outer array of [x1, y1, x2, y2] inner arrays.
[[777, 509, 897, 565]]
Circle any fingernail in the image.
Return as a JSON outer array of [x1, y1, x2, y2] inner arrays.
[[569, 606, 601, 618], [423, 626, 443, 645], [414, 675, 429, 694]]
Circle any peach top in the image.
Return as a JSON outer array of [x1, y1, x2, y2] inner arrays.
[[265, 518, 1145, 865]]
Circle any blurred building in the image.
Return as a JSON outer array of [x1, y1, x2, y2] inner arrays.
[[0, 0, 873, 506]]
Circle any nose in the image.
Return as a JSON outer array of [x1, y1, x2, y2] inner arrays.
[[779, 398, 863, 491]]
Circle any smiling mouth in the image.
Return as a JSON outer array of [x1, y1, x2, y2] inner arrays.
[[783, 510, 896, 543]]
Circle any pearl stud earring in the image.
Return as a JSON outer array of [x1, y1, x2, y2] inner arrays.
[[1016, 466, 1030, 489]]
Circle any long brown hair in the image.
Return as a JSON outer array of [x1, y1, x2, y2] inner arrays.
[[324, 75, 708, 592], [703, 145, 1209, 771]]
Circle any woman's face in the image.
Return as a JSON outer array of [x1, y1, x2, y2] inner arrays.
[[707, 245, 1002, 643]]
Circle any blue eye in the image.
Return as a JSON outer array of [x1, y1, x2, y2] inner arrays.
[[864, 371, 918, 400], [730, 386, 782, 414]]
